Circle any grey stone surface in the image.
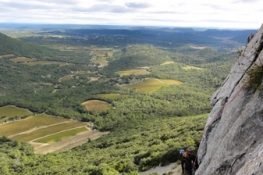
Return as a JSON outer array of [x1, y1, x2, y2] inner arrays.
[[196, 25, 263, 175]]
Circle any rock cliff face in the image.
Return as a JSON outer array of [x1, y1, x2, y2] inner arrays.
[[196, 25, 263, 175]]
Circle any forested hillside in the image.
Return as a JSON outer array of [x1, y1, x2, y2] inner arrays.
[[0, 32, 56, 58], [0, 27, 244, 174]]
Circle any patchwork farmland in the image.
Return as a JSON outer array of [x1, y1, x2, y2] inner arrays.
[[128, 78, 183, 93], [81, 99, 112, 113], [116, 68, 150, 77], [0, 106, 107, 154], [182, 65, 203, 71]]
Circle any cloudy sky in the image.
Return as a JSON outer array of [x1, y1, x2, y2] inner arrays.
[[0, 0, 262, 29]]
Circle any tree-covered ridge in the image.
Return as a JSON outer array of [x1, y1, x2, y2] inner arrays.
[[0, 33, 233, 130], [0, 28, 237, 174], [0, 32, 56, 58]]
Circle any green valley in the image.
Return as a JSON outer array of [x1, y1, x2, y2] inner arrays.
[[0, 26, 249, 174]]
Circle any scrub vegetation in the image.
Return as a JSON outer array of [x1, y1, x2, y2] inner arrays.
[[0, 26, 242, 174]]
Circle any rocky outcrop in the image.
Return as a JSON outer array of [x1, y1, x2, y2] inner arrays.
[[196, 25, 263, 175]]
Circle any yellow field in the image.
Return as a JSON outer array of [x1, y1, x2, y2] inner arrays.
[[34, 127, 89, 143], [0, 105, 32, 122], [33, 130, 109, 154], [161, 79, 183, 85], [129, 78, 182, 93], [160, 61, 175, 66], [81, 100, 112, 113], [0, 114, 67, 136], [0, 106, 107, 154], [116, 68, 150, 77], [13, 121, 87, 142], [182, 65, 203, 71]]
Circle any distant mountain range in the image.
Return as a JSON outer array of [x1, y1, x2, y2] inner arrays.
[[0, 23, 256, 49]]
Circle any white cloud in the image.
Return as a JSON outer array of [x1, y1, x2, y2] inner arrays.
[[0, 0, 262, 29]]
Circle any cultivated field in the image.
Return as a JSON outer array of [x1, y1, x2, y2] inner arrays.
[[81, 100, 112, 113], [13, 121, 87, 142], [129, 78, 183, 93], [182, 65, 203, 71], [0, 115, 68, 136], [0, 105, 32, 122], [161, 61, 175, 66], [0, 106, 107, 154], [34, 126, 89, 143], [33, 130, 109, 154], [116, 68, 150, 77]]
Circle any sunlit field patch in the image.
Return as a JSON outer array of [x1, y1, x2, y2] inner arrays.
[[182, 65, 203, 71], [160, 61, 175, 66], [0, 105, 32, 122], [34, 127, 89, 143], [0, 106, 106, 154], [0, 114, 67, 136], [129, 78, 182, 93], [81, 100, 112, 113], [116, 68, 150, 77], [13, 121, 87, 142]]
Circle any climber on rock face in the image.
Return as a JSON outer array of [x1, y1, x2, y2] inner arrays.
[[180, 148, 198, 175]]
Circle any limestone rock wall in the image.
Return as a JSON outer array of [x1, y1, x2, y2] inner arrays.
[[196, 25, 263, 175]]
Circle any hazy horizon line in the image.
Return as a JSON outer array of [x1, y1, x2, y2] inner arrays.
[[0, 22, 259, 30]]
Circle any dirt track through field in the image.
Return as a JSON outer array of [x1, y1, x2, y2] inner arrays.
[[33, 130, 109, 154]]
